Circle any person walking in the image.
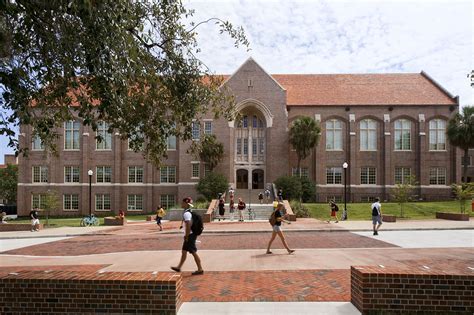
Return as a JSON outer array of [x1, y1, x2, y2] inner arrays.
[[264, 188, 271, 204], [171, 197, 204, 275], [277, 188, 283, 201], [237, 198, 246, 222], [258, 192, 264, 204], [30, 208, 40, 232], [156, 205, 166, 231], [326, 201, 339, 223], [371, 197, 383, 235], [218, 198, 226, 221], [229, 199, 235, 221], [266, 203, 295, 254]]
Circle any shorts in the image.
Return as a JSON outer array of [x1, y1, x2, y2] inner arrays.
[[31, 218, 40, 226], [272, 225, 282, 232], [182, 234, 198, 253], [372, 215, 382, 225], [156, 216, 162, 224], [331, 211, 337, 217]]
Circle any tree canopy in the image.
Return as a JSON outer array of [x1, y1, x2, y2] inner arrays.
[[289, 116, 321, 176], [447, 105, 474, 181], [192, 134, 225, 171], [0, 164, 17, 204], [0, 0, 248, 165]]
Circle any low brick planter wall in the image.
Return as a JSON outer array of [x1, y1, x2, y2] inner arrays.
[[104, 217, 127, 226], [381, 214, 396, 222], [436, 212, 469, 221], [0, 223, 44, 232], [0, 270, 182, 314], [351, 265, 474, 314], [146, 215, 156, 221]]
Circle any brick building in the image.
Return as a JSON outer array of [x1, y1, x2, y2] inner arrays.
[[17, 58, 460, 216]]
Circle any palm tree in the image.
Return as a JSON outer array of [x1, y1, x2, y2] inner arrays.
[[289, 116, 321, 177], [197, 134, 225, 171], [447, 106, 474, 182]]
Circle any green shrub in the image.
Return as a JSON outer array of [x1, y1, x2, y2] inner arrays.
[[274, 176, 316, 202], [290, 201, 311, 218], [300, 177, 316, 202], [196, 172, 228, 201]]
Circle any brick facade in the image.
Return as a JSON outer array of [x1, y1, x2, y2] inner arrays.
[[17, 58, 460, 216]]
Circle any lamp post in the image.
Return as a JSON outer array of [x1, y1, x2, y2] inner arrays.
[[87, 169, 93, 217], [342, 162, 348, 221]]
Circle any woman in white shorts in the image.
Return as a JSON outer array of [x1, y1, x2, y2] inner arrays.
[[266, 203, 295, 254]]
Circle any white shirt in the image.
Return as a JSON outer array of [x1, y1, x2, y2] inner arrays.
[[183, 210, 192, 222], [371, 202, 381, 215]]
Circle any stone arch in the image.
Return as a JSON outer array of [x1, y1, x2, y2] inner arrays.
[[229, 99, 273, 128]]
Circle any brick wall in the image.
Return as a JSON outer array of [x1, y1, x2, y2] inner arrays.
[[0, 270, 182, 314], [0, 223, 43, 231], [351, 265, 474, 314]]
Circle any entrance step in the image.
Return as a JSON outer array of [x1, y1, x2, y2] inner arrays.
[[232, 189, 271, 204], [213, 204, 274, 221]]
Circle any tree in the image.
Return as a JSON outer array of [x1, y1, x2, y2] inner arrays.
[[451, 183, 474, 214], [42, 189, 60, 227], [300, 177, 317, 203], [196, 172, 228, 201], [0, 164, 17, 204], [274, 176, 303, 201], [392, 175, 417, 218], [447, 106, 474, 182], [192, 134, 224, 171], [0, 0, 248, 166], [289, 116, 320, 177]]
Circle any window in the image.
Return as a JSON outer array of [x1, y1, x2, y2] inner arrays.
[[191, 163, 200, 179], [361, 196, 376, 202], [394, 119, 411, 150], [63, 194, 79, 211], [292, 167, 309, 178], [326, 119, 342, 150], [429, 119, 446, 151], [360, 167, 376, 185], [395, 167, 411, 184], [242, 116, 248, 128], [204, 121, 212, 135], [64, 120, 80, 150], [243, 138, 248, 155], [64, 166, 80, 183], [160, 166, 176, 183], [127, 194, 143, 211], [360, 119, 377, 151], [192, 121, 200, 140], [252, 139, 257, 155], [236, 138, 242, 154], [326, 167, 342, 184], [462, 156, 472, 167], [96, 194, 111, 211], [160, 195, 175, 209], [203, 164, 211, 177], [96, 166, 112, 183], [128, 166, 144, 183], [32, 166, 48, 183], [32, 133, 44, 150], [32, 194, 47, 209], [429, 167, 446, 185], [326, 195, 342, 203], [167, 134, 177, 150], [127, 132, 144, 151], [96, 121, 112, 150]]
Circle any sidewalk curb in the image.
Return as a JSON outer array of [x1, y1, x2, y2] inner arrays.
[[0, 233, 112, 240]]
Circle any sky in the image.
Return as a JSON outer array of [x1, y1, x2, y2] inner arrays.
[[0, 0, 472, 163]]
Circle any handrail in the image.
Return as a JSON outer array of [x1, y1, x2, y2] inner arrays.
[[204, 199, 218, 223], [282, 200, 296, 221]]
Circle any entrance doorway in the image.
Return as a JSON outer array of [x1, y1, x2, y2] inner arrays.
[[236, 169, 248, 189], [252, 169, 264, 189]]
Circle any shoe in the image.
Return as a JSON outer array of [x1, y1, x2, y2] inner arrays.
[[373, 231, 378, 236], [191, 270, 204, 275], [170, 267, 181, 272], [35, 229, 39, 231], [288, 250, 295, 254], [31, 229, 35, 232], [335, 221, 338, 223], [326, 220, 330, 223], [266, 251, 272, 254]]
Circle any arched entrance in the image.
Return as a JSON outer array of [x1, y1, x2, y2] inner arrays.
[[236, 169, 248, 189], [252, 169, 264, 189]]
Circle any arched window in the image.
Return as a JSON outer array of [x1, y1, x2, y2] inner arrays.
[[326, 119, 342, 150], [394, 119, 411, 150], [360, 119, 377, 151], [429, 119, 446, 150]]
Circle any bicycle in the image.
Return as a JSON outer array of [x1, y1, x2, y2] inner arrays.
[[80, 214, 99, 227], [247, 208, 256, 221]]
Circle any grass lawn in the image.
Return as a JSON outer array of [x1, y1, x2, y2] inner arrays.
[[7, 214, 151, 228], [304, 200, 474, 221]]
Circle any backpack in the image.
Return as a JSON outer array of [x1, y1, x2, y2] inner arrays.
[[372, 206, 379, 216], [187, 210, 204, 236], [269, 211, 277, 226], [333, 205, 339, 212]]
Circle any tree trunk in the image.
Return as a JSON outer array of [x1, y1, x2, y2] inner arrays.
[[463, 148, 469, 182], [297, 157, 301, 178]]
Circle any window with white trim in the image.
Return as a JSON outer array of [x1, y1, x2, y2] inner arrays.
[[64, 120, 80, 150], [160, 166, 176, 183], [32, 166, 48, 183], [326, 167, 342, 184], [32, 133, 44, 150], [203, 163, 211, 177], [63, 194, 79, 211], [96, 194, 111, 211], [429, 167, 446, 185], [326, 195, 342, 203], [192, 121, 200, 140], [395, 167, 411, 184], [236, 138, 242, 154], [96, 166, 112, 183], [127, 194, 143, 211], [191, 162, 200, 179], [360, 167, 376, 185], [96, 121, 112, 150], [360, 119, 377, 151], [429, 119, 446, 151], [167, 134, 177, 150], [361, 196, 376, 202], [32, 194, 47, 209], [160, 194, 175, 209], [326, 119, 342, 150], [394, 119, 411, 150], [204, 121, 212, 135], [64, 166, 80, 183], [292, 167, 309, 178], [128, 166, 144, 183]]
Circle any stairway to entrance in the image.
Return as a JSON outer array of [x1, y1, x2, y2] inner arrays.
[[213, 204, 274, 221], [232, 188, 272, 204]]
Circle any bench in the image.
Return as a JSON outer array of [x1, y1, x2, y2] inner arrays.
[[104, 217, 127, 226], [0, 223, 44, 232]]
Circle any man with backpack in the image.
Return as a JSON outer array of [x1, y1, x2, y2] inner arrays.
[[171, 197, 204, 275], [371, 197, 383, 235]]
